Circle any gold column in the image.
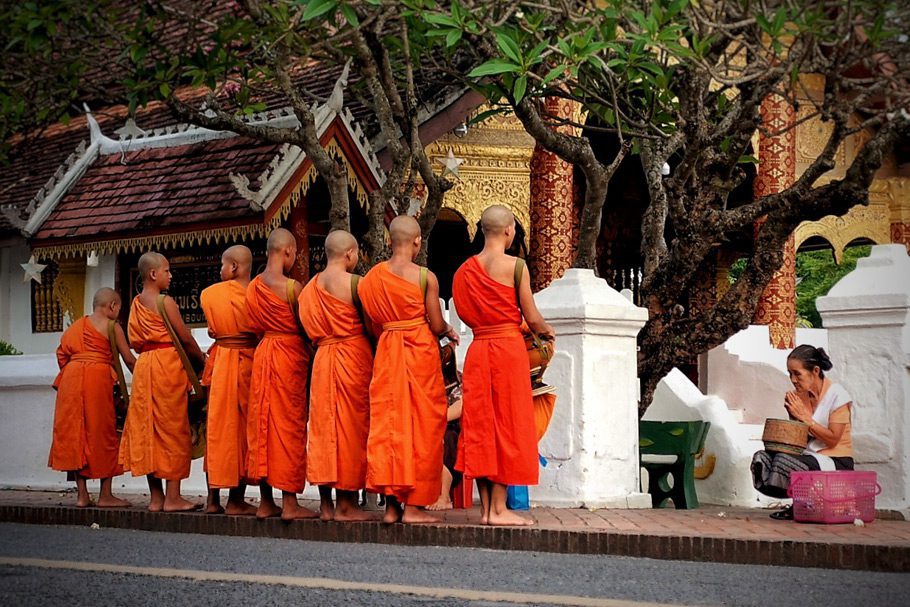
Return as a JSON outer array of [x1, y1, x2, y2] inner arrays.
[[528, 98, 581, 292], [890, 178, 910, 252], [53, 257, 87, 323], [752, 92, 797, 349]]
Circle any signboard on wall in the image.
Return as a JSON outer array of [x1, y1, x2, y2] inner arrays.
[[118, 241, 268, 328]]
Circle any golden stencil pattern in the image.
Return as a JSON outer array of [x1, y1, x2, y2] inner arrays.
[[529, 98, 581, 291], [753, 93, 797, 349]]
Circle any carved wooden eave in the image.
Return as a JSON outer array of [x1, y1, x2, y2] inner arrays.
[[233, 102, 386, 226], [1, 132, 98, 237]]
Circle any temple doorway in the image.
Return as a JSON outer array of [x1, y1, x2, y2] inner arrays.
[[427, 208, 473, 302]]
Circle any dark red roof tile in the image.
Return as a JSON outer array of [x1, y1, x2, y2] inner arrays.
[[31, 135, 281, 242]]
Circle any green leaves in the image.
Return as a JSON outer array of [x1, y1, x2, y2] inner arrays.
[[300, 0, 338, 21], [496, 31, 522, 64], [468, 60, 521, 77], [513, 75, 527, 103], [340, 4, 359, 26]]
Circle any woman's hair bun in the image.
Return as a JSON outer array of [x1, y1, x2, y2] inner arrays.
[[815, 347, 833, 371]]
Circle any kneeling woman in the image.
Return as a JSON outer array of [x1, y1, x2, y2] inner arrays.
[[751, 345, 854, 520]]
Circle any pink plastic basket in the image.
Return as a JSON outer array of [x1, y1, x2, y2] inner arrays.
[[789, 471, 880, 524]]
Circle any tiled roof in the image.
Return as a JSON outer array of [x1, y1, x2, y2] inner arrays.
[[31, 135, 280, 242], [0, 99, 198, 235], [2, 2, 466, 237]]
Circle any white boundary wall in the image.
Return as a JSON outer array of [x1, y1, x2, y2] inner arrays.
[[817, 245, 910, 514], [0, 243, 63, 354]]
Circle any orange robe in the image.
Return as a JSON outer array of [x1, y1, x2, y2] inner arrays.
[[119, 297, 192, 480], [47, 317, 122, 479], [246, 276, 310, 493], [200, 280, 257, 489], [358, 262, 447, 506], [298, 275, 372, 491], [452, 256, 538, 486]]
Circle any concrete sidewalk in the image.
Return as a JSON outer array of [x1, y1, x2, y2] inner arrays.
[[2, 490, 908, 573]]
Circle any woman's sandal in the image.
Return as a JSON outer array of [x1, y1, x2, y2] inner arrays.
[[769, 505, 794, 520]]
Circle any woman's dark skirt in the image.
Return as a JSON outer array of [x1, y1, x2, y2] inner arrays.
[[751, 450, 854, 499]]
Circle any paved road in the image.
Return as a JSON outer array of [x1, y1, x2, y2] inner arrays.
[[0, 522, 905, 606]]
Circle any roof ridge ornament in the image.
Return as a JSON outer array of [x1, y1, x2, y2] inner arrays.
[[114, 117, 148, 140], [326, 59, 352, 116]]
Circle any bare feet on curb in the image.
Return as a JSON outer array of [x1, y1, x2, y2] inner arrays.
[[256, 502, 282, 520], [319, 501, 335, 522], [280, 501, 319, 522], [96, 495, 131, 508], [224, 502, 257, 516], [382, 502, 402, 525], [486, 509, 534, 527], [205, 504, 225, 515], [333, 505, 375, 522], [401, 505, 440, 525], [163, 497, 201, 513], [425, 497, 453, 511]]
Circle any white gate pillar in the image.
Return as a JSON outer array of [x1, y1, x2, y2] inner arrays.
[[531, 268, 651, 508], [817, 244, 910, 514]]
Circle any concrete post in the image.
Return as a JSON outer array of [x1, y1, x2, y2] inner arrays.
[[817, 244, 910, 513], [531, 268, 651, 508]]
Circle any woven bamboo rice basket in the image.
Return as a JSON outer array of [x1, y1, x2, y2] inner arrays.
[[762, 418, 809, 455]]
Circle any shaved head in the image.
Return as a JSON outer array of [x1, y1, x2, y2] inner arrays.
[[92, 287, 121, 309], [267, 227, 296, 253], [138, 252, 167, 280], [389, 215, 420, 246], [223, 245, 252, 268], [325, 230, 358, 260], [481, 205, 514, 236]]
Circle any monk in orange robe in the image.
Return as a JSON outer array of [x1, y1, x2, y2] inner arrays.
[[359, 215, 458, 524], [200, 245, 259, 516], [452, 205, 555, 526], [119, 252, 206, 512], [246, 228, 316, 521], [48, 287, 136, 508], [298, 230, 373, 522]]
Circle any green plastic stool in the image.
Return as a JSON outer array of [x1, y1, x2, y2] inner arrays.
[[639, 420, 711, 509]]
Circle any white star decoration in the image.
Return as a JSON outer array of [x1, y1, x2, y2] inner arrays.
[[438, 148, 465, 180], [21, 255, 47, 284]]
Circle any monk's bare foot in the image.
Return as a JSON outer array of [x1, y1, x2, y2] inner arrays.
[[319, 501, 335, 522], [205, 503, 225, 515], [333, 506, 375, 522], [96, 496, 131, 508], [256, 502, 282, 520], [487, 510, 534, 527], [382, 505, 402, 525], [163, 497, 201, 513], [75, 496, 95, 508], [401, 506, 440, 525], [281, 503, 319, 522], [148, 495, 165, 513], [225, 502, 257, 516], [425, 497, 453, 511]]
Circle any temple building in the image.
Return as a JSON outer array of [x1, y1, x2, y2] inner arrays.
[[0, 69, 907, 361]]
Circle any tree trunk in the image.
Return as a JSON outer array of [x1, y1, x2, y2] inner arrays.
[[326, 161, 351, 232]]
